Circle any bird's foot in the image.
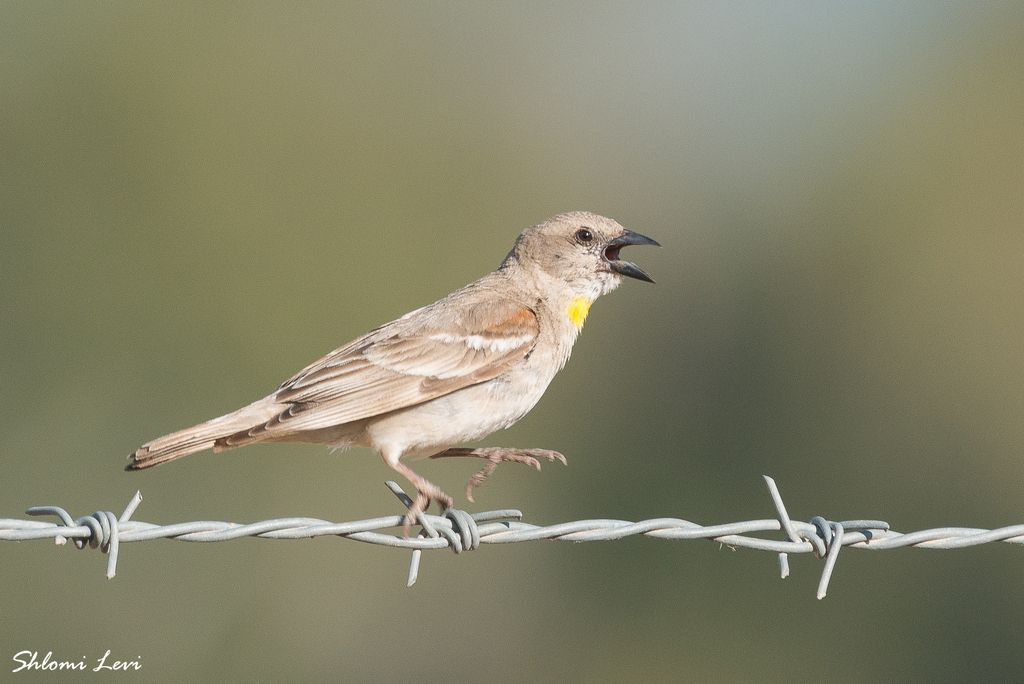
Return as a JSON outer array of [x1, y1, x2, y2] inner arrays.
[[386, 458, 455, 536], [430, 447, 567, 502], [402, 484, 454, 537]]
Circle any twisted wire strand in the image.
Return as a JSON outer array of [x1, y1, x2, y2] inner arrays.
[[3, 476, 1023, 597]]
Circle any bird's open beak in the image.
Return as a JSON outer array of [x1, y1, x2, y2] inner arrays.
[[604, 230, 661, 283]]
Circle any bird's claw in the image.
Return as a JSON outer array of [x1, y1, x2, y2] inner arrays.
[[401, 489, 454, 537], [463, 448, 567, 502], [425, 446, 567, 503]]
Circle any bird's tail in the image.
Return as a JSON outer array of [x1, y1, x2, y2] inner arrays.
[[125, 400, 278, 471]]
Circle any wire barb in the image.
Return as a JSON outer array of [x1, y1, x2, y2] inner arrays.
[[3, 478, 1023, 597], [21, 491, 143, 579], [384, 480, 486, 585]]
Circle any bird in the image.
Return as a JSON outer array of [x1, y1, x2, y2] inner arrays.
[[126, 211, 659, 532]]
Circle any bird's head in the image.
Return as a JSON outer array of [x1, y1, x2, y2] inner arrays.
[[505, 211, 660, 310], [502, 211, 660, 329]]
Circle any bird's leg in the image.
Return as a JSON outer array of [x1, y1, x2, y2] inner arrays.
[[387, 459, 454, 536], [429, 447, 567, 502]]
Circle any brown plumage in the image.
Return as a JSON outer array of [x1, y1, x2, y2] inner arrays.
[[127, 211, 659, 532]]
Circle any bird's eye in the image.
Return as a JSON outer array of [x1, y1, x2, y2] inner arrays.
[[575, 228, 594, 243]]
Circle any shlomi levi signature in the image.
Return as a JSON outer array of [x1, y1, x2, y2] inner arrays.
[[12, 651, 140, 672]]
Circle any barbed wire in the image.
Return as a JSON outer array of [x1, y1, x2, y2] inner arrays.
[[3, 476, 1023, 598]]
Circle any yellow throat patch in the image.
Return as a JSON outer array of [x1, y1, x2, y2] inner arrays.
[[566, 296, 593, 329]]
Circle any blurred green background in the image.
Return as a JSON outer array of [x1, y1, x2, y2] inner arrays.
[[3, 3, 1024, 682]]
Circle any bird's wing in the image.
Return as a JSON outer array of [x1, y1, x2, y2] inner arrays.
[[243, 297, 539, 436]]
